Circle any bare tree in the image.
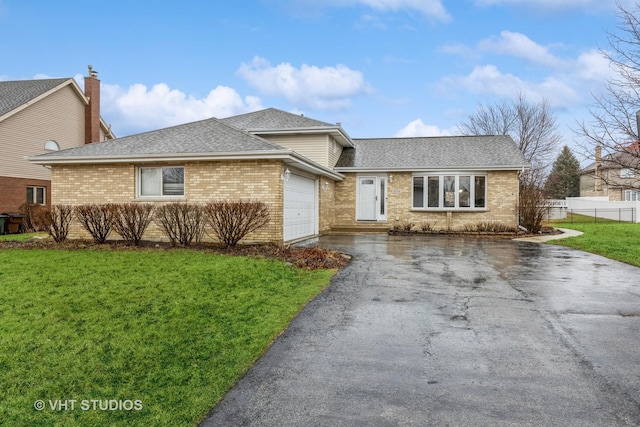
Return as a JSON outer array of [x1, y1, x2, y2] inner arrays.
[[459, 93, 562, 233], [459, 93, 562, 172], [574, 1, 640, 190]]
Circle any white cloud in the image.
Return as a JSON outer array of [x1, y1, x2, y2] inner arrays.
[[472, 0, 622, 11], [395, 119, 453, 137], [355, 0, 450, 20], [100, 83, 262, 136], [237, 56, 372, 110], [441, 64, 580, 108], [478, 31, 566, 68], [575, 49, 615, 81], [293, 0, 450, 20]]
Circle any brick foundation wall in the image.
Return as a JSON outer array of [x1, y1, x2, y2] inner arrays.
[[334, 171, 521, 230], [0, 176, 51, 213], [51, 160, 285, 243]]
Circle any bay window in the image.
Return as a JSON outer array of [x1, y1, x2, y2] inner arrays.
[[412, 173, 486, 209]]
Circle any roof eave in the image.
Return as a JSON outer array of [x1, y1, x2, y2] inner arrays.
[[29, 150, 344, 181], [334, 165, 531, 173]]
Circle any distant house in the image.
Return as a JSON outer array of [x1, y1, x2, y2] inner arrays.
[[580, 146, 640, 201], [0, 68, 114, 213], [30, 108, 529, 244]]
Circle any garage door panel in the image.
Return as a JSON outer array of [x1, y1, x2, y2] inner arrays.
[[284, 174, 317, 241]]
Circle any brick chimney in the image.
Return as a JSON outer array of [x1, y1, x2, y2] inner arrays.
[[84, 65, 101, 144], [595, 145, 602, 192]]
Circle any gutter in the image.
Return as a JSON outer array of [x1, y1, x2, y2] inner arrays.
[[335, 165, 531, 173], [29, 149, 345, 181]]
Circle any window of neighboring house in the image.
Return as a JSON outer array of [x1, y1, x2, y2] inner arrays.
[[26, 186, 46, 205], [138, 166, 185, 197], [412, 174, 487, 209], [620, 168, 635, 178], [625, 190, 640, 201]]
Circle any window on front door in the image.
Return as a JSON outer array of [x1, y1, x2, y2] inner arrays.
[[357, 176, 387, 221]]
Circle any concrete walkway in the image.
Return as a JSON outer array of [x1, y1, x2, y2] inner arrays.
[[513, 227, 583, 243]]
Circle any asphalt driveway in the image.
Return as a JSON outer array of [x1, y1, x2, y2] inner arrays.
[[201, 235, 640, 426]]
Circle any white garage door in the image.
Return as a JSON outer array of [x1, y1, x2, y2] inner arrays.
[[283, 173, 318, 242]]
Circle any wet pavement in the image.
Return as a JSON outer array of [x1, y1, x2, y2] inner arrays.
[[201, 235, 640, 426]]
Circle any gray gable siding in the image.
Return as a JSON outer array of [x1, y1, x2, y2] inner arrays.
[[336, 136, 529, 170], [0, 78, 71, 117]]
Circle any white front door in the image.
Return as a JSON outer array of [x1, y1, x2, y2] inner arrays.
[[357, 176, 387, 221]]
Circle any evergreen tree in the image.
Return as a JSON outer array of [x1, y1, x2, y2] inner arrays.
[[544, 145, 581, 198]]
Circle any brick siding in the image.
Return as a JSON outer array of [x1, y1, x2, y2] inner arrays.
[[334, 171, 520, 230], [51, 160, 284, 243], [0, 176, 51, 213]]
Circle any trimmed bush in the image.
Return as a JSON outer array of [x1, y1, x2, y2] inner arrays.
[[155, 203, 205, 246], [112, 203, 155, 246], [204, 200, 270, 247], [75, 204, 116, 243], [42, 205, 74, 242]]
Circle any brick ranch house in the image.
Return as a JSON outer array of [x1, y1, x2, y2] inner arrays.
[[0, 69, 114, 213], [30, 108, 529, 244]]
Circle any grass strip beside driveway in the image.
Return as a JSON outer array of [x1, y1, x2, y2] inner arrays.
[[0, 248, 334, 426], [549, 216, 640, 267]]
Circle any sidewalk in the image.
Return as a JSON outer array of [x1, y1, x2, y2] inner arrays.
[[513, 227, 583, 243]]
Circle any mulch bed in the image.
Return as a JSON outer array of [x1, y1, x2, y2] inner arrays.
[[0, 239, 352, 270], [388, 225, 561, 239]]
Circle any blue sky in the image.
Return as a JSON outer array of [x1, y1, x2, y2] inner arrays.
[[0, 0, 635, 160]]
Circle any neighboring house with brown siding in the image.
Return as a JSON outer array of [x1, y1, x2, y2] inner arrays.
[[580, 146, 640, 201], [0, 70, 114, 213], [30, 108, 529, 244]]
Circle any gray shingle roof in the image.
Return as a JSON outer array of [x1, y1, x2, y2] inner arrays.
[[33, 116, 287, 160], [0, 78, 71, 117], [222, 107, 334, 130], [336, 135, 529, 170]]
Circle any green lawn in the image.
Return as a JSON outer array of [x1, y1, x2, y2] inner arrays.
[[0, 248, 334, 426], [549, 215, 640, 267], [0, 232, 47, 242]]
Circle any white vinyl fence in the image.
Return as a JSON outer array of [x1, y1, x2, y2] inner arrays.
[[562, 197, 639, 223]]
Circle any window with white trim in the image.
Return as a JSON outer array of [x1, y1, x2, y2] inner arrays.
[[412, 174, 487, 209], [620, 168, 635, 178], [138, 166, 184, 197], [26, 186, 46, 205], [625, 190, 640, 201]]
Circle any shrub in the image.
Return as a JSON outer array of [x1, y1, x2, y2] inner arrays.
[[19, 202, 48, 232], [42, 205, 74, 242], [204, 200, 270, 247], [75, 204, 116, 243], [112, 203, 155, 246], [465, 221, 517, 233], [402, 222, 415, 232], [419, 221, 435, 232], [155, 203, 205, 246]]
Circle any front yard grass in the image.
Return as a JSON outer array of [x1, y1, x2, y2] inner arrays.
[[0, 248, 335, 426], [0, 232, 47, 242], [549, 215, 640, 267]]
